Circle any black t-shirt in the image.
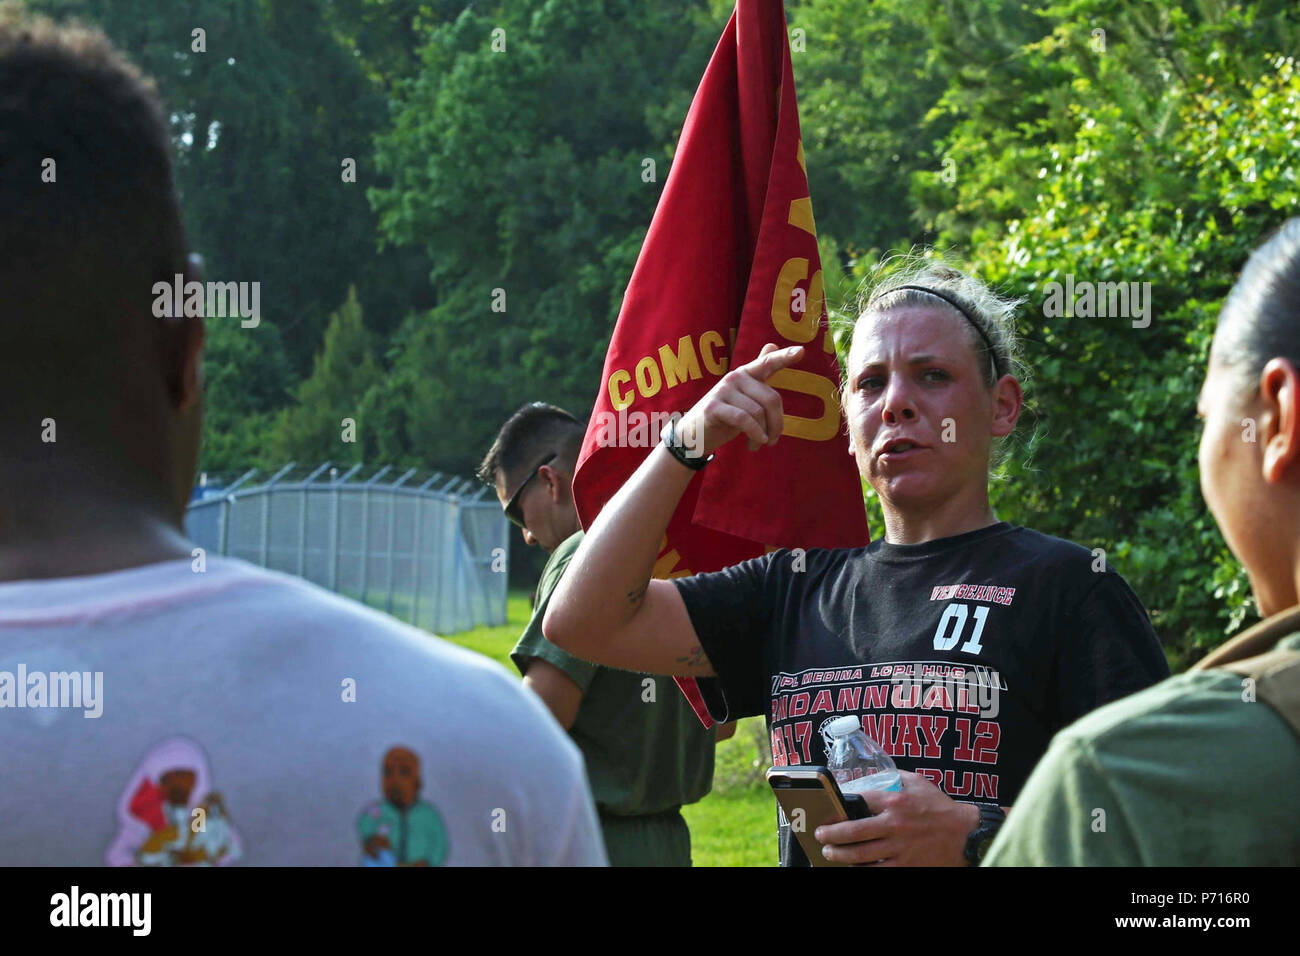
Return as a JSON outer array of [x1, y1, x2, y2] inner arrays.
[[672, 522, 1170, 866]]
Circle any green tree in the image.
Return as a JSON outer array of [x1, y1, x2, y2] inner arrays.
[[33, 0, 431, 370], [788, 0, 971, 255], [367, 0, 727, 475], [270, 287, 382, 464], [199, 315, 293, 475], [936, 2, 1300, 663]]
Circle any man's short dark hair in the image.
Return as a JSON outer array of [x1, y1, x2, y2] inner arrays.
[[0, 4, 186, 414], [478, 403, 586, 488]]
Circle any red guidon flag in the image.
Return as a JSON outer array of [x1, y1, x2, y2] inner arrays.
[[571, 0, 870, 726]]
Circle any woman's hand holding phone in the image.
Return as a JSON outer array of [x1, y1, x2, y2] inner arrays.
[[814, 770, 981, 866]]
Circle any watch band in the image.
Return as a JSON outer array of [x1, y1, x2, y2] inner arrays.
[[963, 803, 1006, 866], [660, 418, 714, 471]]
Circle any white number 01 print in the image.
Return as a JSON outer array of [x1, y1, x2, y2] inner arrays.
[[932, 603, 989, 655]]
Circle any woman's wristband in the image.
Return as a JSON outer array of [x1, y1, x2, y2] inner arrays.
[[660, 418, 714, 471]]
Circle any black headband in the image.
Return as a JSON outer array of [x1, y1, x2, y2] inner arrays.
[[890, 284, 1003, 378]]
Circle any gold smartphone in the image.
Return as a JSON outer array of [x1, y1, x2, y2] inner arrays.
[[766, 765, 870, 868]]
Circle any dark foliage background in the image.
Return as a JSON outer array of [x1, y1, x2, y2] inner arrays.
[[32, 0, 1300, 656]]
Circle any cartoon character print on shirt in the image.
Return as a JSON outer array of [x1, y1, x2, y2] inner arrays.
[[106, 736, 243, 866], [357, 746, 449, 866]]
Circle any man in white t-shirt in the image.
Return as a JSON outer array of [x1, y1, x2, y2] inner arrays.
[[0, 8, 605, 867]]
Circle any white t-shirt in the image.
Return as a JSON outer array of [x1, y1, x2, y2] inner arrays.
[[0, 555, 607, 866]]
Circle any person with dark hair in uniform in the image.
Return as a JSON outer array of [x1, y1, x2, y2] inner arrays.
[[479, 402, 725, 866]]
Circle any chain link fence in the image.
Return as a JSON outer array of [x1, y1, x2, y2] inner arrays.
[[185, 462, 507, 635]]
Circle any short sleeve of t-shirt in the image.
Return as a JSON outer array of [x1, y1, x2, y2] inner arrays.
[[1051, 572, 1170, 727], [671, 551, 783, 722], [511, 534, 598, 693]]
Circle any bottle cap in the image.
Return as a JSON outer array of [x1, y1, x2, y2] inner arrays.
[[824, 715, 861, 738]]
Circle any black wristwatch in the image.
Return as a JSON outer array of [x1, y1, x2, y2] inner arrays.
[[660, 418, 714, 471], [963, 803, 1006, 866]]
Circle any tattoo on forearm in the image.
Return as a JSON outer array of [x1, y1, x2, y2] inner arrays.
[[674, 644, 708, 673], [627, 582, 648, 608]]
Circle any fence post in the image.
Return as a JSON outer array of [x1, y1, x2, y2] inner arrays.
[[451, 499, 465, 632], [411, 473, 443, 630], [385, 468, 417, 617], [260, 463, 296, 568], [219, 468, 258, 558], [359, 489, 369, 602], [433, 486, 455, 633], [410, 495, 423, 626], [358, 465, 391, 606], [299, 462, 332, 578], [329, 473, 339, 590], [330, 463, 363, 593], [465, 484, 499, 627], [219, 497, 231, 557]]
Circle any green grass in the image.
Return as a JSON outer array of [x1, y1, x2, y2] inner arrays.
[[442, 589, 776, 866], [682, 720, 776, 867], [448, 590, 535, 671], [681, 782, 775, 866]]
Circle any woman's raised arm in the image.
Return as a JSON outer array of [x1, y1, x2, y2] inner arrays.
[[543, 344, 804, 676]]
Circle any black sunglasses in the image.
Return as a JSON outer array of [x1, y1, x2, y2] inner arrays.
[[503, 453, 557, 529]]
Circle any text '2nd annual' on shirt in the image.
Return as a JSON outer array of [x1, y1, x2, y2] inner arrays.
[[672, 521, 1171, 866]]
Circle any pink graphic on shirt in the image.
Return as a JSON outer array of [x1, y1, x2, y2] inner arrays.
[[767, 663, 1006, 802], [106, 736, 243, 866]]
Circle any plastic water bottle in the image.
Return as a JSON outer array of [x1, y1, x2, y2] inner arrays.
[[824, 715, 901, 795]]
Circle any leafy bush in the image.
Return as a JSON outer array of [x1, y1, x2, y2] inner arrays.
[[923, 7, 1300, 663]]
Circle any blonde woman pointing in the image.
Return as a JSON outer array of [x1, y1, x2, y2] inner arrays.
[[546, 261, 1169, 867]]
